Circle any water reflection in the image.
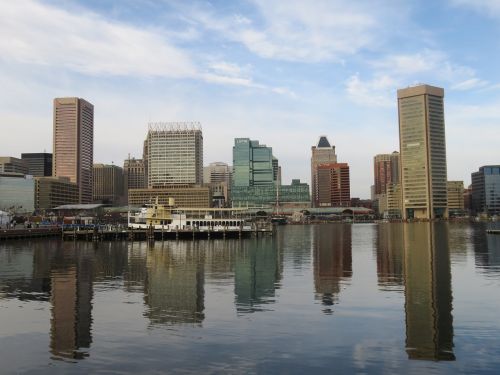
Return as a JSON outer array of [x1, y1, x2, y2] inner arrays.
[[313, 224, 352, 313], [375, 223, 404, 290], [234, 236, 282, 313], [403, 223, 455, 361], [144, 242, 205, 326], [472, 225, 500, 274], [49, 242, 94, 360]]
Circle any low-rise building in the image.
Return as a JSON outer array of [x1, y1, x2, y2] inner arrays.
[[231, 179, 310, 208], [93, 164, 124, 206], [0, 173, 35, 214], [128, 185, 211, 208], [0, 157, 29, 175], [34, 176, 79, 211]]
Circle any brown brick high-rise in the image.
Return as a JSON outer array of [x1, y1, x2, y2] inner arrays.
[[53, 98, 94, 204]]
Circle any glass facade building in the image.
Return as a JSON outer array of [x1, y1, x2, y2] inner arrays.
[[0, 173, 35, 213], [471, 165, 500, 215], [232, 138, 309, 207]]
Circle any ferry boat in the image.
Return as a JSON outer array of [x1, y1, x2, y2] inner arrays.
[[128, 198, 253, 232]]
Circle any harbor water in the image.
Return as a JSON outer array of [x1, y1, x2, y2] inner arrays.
[[1, 222, 500, 374]]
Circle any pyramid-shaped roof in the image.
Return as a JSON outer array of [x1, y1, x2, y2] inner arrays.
[[317, 136, 331, 148]]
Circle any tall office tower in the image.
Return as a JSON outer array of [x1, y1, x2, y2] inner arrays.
[[373, 151, 399, 196], [21, 153, 52, 177], [471, 165, 500, 216], [147, 122, 203, 188], [0, 157, 29, 174], [316, 163, 350, 207], [53, 97, 94, 204], [92, 164, 124, 205], [311, 136, 337, 207], [398, 85, 448, 219]]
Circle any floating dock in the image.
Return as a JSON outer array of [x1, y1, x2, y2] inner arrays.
[[0, 225, 274, 241], [0, 228, 61, 240], [486, 229, 500, 234]]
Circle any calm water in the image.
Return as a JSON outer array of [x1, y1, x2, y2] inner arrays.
[[1, 223, 500, 374]]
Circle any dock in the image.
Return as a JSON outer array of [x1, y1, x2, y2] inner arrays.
[[1, 225, 274, 241], [486, 229, 500, 234], [0, 227, 61, 240]]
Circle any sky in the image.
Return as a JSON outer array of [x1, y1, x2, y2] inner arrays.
[[1, 0, 499, 197]]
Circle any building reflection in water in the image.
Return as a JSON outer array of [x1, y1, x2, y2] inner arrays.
[[313, 224, 352, 313], [144, 242, 205, 326], [234, 236, 282, 314], [49, 242, 95, 360], [472, 224, 500, 274], [403, 222, 455, 361], [375, 223, 404, 289]]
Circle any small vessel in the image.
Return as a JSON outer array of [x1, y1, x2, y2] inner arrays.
[[128, 198, 252, 232]]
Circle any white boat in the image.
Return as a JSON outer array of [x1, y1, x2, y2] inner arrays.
[[128, 198, 252, 232]]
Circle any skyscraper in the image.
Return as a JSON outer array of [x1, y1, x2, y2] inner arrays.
[[311, 136, 337, 207], [398, 85, 447, 219], [146, 122, 203, 188], [53, 97, 94, 204]]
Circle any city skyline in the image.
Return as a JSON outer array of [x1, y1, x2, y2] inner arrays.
[[1, 1, 500, 197]]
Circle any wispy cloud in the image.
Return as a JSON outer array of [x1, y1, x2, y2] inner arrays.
[[346, 49, 489, 107], [450, 0, 500, 18], [0, 0, 196, 78], [345, 74, 397, 107], [180, 0, 400, 63], [0, 0, 293, 95]]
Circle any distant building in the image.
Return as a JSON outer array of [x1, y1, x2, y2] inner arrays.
[[373, 152, 401, 217], [147, 122, 203, 188], [0, 157, 29, 175], [0, 173, 35, 214], [92, 164, 124, 206], [232, 138, 308, 207], [471, 165, 500, 216], [398, 85, 448, 219], [203, 162, 232, 206], [123, 158, 146, 205], [34, 176, 79, 210], [53, 97, 94, 204], [128, 185, 211, 208], [233, 138, 276, 187], [21, 153, 52, 177], [311, 136, 337, 207], [373, 152, 399, 196], [447, 181, 465, 216], [463, 186, 472, 213], [317, 163, 350, 207], [232, 179, 310, 208]]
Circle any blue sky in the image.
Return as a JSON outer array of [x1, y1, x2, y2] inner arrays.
[[1, 0, 499, 197]]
